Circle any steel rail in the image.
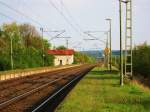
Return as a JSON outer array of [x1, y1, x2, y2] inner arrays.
[[0, 65, 83, 91], [31, 69, 88, 112], [0, 73, 76, 110], [0, 65, 91, 110]]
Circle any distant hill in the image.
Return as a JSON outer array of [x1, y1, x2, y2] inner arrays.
[[80, 50, 120, 58]]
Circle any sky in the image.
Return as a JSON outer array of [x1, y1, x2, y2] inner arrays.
[[0, 0, 150, 51]]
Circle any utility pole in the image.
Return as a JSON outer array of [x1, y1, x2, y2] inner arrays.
[[66, 39, 69, 49], [40, 28, 45, 67], [58, 37, 71, 47], [106, 18, 112, 72], [44, 30, 66, 49], [119, 0, 124, 86], [40, 28, 66, 66], [10, 32, 14, 70]]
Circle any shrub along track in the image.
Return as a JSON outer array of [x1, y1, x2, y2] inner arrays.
[[0, 64, 95, 112]]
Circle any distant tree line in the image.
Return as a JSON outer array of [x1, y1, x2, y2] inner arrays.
[[74, 52, 96, 64], [0, 22, 54, 71]]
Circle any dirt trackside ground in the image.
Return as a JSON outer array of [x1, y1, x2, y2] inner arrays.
[[55, 67, 150, 112]]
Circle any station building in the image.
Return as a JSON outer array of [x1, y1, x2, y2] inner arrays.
[[47, 49, 74, 66]]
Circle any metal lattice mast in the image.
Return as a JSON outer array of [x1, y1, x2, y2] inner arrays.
[[125, 0, 133, 79]]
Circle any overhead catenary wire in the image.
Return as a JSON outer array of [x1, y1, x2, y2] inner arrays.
[[84, 32, 106, 44], [59, 0, 83, 32], [0, 0, 84, 47], [0, 0, 84, 50], [0, 1, 56, 38], [47, 0, 82, 35], [0, 1, 43, 27]]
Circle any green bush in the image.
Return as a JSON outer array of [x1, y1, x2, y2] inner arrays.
[[133, 43, 150, 77]]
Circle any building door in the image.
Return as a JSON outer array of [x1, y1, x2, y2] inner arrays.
[[60, 60, 62, 65], [66, 59, 69, 65]]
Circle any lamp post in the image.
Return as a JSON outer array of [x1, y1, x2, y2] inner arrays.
[[106, 18, 112, 72], [119, 0, 124, 86]]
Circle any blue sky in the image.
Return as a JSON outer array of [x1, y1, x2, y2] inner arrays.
[[0, 0, 150, 50]]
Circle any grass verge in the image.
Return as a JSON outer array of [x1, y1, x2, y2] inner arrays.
[[55, 67, 150, 112]]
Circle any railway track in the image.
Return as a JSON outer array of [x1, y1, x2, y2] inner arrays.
[[0, 66, 82, 103], [0, 65, 82, 90], [0, 64, 95, 112]]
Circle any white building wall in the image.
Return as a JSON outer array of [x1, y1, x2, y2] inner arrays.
[[54, 55, 74, 66]]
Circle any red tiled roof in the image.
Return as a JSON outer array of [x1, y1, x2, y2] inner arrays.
[[47, 49, 74, 55]]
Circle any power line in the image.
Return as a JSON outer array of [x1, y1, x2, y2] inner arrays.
[[0, 1, 57, 38], [0, 1, 43, 27], [47, 0, 82, 35], [21, 0, 54, 29], [0, 0, 83, 42], [84, 31, 107, 44], [59, 1, 83, 32]]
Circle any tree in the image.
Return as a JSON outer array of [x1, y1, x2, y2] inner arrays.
[[0, 22, 54, 71], [19, 23, 42, 48], [133, 42, 150, 77], [56, 45, 67, 50]]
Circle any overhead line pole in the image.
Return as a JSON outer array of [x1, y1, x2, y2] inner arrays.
[[66, 39, 69, 49], [106, 18, 112, 72], [40, 28, 45, 67], [56, 36, 71, 49], [10, 32, 14, 70], [110, 19, 112, 72], [1, 29, 14, 70], [119, 0, 124, 86], [40, 28, 66, 66]]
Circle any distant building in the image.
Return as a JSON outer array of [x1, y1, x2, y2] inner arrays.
[[48, 49, 74, 66]]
